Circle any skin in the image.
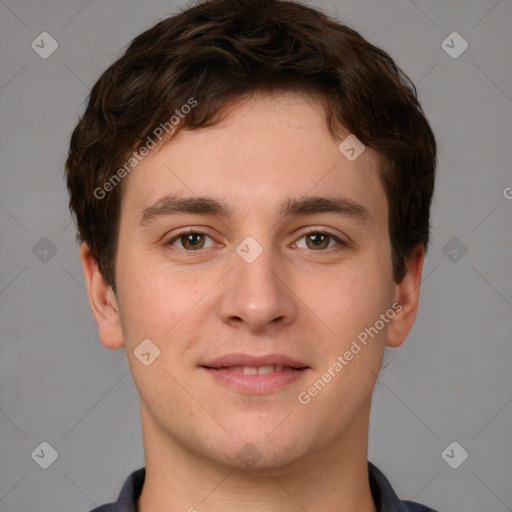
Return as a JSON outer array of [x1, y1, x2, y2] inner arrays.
[[81, 92, 424, 512]]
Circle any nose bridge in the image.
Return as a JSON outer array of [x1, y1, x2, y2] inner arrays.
[[217, 235, 297, 332]]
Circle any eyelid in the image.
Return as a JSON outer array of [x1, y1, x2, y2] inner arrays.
[[293, 228, 348, 249], [166, 229, 217, 249]]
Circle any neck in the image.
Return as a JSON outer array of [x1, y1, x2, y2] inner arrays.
[[137, 405, 376, 512]]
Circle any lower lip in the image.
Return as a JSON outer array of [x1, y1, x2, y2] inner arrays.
[[201, 367, 309, 394]]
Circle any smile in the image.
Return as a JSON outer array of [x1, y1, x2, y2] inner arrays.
[[216, 365, 291, 374], [200, 361, 311, 395]]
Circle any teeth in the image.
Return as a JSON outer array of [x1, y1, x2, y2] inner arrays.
[[256, 365, 275, 375], [230, 365, 285, 374]]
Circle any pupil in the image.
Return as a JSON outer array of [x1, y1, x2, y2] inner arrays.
[[311, 234, 324, 245], [307, 233, 329, 250], [185, 234, 202, 247]]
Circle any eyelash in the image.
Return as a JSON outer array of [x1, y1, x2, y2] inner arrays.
[[165, 229, 347, 252], [293, 229, 347, 251]]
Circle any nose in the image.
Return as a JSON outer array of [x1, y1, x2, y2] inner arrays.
[[217, 241, 298, 334]]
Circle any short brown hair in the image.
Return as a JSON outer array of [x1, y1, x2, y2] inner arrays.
[[65, 0, 436, 291]]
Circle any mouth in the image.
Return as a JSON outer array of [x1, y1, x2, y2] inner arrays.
[[200, 354, 310, 394], [208, 364, 301, 374]]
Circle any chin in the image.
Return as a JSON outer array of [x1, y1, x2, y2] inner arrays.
[[209, 423, 311, 472]]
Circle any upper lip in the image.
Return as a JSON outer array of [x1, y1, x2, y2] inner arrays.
[[201, 353, 309, 369]]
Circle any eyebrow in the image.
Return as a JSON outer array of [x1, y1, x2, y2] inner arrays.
[[138, 193, 372, 227]]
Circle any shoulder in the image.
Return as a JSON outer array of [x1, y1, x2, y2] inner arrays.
[[368, 462, 439, 512], [85, 467, 146, 512]]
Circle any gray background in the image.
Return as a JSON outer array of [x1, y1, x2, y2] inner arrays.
[[1, 0, 511, 510]]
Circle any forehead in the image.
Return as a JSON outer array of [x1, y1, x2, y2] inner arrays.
[[119, 92, 387, 227]]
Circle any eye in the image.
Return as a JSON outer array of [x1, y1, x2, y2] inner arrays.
[[166, 231, 215, 251], [294, 230, 345, 251]]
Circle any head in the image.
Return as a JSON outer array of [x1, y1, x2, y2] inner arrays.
[[66, 0, 436, 471]]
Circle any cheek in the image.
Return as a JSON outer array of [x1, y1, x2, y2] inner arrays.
[[116, 255, 213, 354], [115, 255, 171, 338], [306, 269, 394, 392], [318, 266, 391, 331]]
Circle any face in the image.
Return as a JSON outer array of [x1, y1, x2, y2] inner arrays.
[[83, 92, 423, 471]]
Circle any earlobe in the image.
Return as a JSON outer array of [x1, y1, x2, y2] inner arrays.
[[386, 245, 425, 348], [79, 242, 124, 349]]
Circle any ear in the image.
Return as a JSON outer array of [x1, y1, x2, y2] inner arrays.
[[386, 245, 425, 348], [80, 242, 124, 349]]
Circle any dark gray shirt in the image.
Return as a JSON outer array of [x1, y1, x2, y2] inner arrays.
[[89, 462, 438, 511]]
